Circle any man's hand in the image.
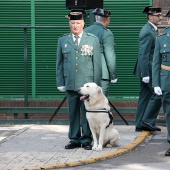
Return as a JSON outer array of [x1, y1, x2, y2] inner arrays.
[[154, 86, 162, 95], [142, 76, 150, 83], [57, 86, 66, 92], [111, 78, 118, 84]]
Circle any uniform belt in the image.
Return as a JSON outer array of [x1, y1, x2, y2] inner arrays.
[[102, 79, 110, 81], [161, 64, 170, 71]]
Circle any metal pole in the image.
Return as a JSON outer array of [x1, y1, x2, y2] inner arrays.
[[24, 28, 28, 107], [48, 96, 67, 124], [109, 100, 129, 125]]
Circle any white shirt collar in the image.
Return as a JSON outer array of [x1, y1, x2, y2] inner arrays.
[[148, 21, 157, 31], [72, 32, 83, 45]]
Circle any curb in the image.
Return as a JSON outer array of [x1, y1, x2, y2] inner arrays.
[[15, 131, 150, 170]]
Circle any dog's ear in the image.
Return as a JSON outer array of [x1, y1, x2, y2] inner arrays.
[[97, 86, 102, 94]]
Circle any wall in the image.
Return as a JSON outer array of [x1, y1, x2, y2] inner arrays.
[[153, 0, 170, 26]]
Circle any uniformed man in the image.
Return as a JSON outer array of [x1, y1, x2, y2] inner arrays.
[[56, 10, 102, 150], [134, 6, 162, 132], [84, 8, 117, 97], [152, 9, 170, 156]]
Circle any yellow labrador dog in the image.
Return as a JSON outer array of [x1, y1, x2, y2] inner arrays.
[[78, 82, 120, 151]]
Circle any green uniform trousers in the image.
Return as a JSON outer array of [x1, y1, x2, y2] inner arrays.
[[101, 79, 110, 97], [136, 79, 162, 128], [66, 90, 92, 145]]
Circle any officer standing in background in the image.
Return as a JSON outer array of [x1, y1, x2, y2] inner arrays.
[[84, 8, 117, 97], [152, 9, 170, 156], [134, 6, 162, 132], [56, 10, 102, 150]]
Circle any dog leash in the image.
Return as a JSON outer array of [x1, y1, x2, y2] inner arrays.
[[86, 109, 113, 129]]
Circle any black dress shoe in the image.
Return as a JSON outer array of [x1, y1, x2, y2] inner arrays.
[[135, 126, 153, 132], [154, 126, 161, 131], [141, 122, 161, 131], [165, 148, 170, 156], [82, 142, 92, 150], [135, 127, 143, 132], [65, 142, 81, 149]]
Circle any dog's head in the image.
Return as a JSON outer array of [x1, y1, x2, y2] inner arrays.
[[77, 82, 102, 101]]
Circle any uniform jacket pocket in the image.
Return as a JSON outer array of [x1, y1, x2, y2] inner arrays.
[[62, 49, 71, 61]]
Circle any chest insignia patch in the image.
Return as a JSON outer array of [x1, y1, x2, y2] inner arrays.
[[65, 44, 67, 48]]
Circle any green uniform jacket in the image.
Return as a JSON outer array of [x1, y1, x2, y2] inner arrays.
[[134, 22, 158, 78], [84, 22, 117, 80], [152, 30, 170, 91], [56, 31, 102, 90]]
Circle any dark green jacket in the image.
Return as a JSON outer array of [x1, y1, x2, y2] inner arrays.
[[163, 26, 170, 33], [56, 31, 102, 91], [134, 22, 158, 78], [152, 30, 170, 91], [84, 22, 117, 80]]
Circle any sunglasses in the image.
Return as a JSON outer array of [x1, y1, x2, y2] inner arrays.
[[151, 14, 162, 18]]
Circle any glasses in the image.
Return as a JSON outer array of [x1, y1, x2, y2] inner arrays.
[[151, 14, 162, 18]]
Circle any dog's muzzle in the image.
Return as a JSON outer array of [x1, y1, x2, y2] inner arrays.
[[77, 88, 90, 101], [80, 94, 89, 101]]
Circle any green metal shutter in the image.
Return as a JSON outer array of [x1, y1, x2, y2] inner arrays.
[[0, 0, 151, 101]]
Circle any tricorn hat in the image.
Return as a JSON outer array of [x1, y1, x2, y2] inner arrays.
[[165, 10, 170, 17], [91, 8, 111, 17], [143, 6, 161, 14], [65, 9, 88, 20]]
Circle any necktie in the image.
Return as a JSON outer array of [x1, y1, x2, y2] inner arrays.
[[74, 36, 79, 46]]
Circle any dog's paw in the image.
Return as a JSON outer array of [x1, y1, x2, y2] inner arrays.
[[92, 146, 98, 151], [106, 144, 112, 148], [92, 144, 98, 151], [97, 144, 103, 151]]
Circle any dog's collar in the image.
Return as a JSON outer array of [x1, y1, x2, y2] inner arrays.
[[86, 110, 108, 113], [86, 109, 113, 129], [86, 108, 108, 112]]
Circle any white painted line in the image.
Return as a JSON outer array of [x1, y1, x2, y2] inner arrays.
[[0, 127, 23, 131], [0, 137, 6, 141]]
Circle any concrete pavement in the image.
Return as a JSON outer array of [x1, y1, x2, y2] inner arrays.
[[0, 125, 150, 170]]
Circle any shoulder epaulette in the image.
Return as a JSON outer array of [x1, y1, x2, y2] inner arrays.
[[59, 33, 69, 37], [163, 26, 170, 34], [158, 32, 166, 37], [87, 33, 97, 37], [164, 26, 170, 30]]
